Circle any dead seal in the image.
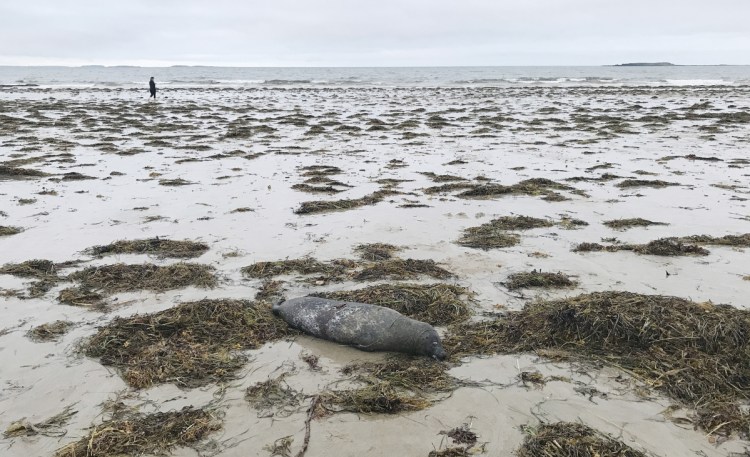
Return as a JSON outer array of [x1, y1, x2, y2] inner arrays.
[[273, 296, 448, 360]]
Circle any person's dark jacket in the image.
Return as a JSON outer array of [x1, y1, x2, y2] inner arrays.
[[149, 80, 156, 94]]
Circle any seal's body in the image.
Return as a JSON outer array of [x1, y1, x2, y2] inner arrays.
[[273, 296, 448, 360]]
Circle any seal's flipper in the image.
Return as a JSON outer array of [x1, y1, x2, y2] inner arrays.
[[270, 296, 286, 315]]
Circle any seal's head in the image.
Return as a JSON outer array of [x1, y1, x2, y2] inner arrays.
[[417, 327, 448, 361], [430, 341, 448, 361]]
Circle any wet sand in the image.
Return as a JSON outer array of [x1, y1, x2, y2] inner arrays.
[[1, 84, 749, 456]]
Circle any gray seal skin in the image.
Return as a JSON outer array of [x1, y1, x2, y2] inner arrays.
[[273, 296, 448, 360]]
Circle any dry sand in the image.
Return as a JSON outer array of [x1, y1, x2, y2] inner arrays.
[[1, 84, 749, 456]]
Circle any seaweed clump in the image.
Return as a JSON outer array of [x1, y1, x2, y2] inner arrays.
[[0, 165, 48, 179], [456, 178, 575, 201], [299, 165, 342, 177], [0, 259, 79, 298], [575, 233, 750, 255], [603, 218, 668, 230], [558, 217, 589, 230], [633, 238, 709, 256], [341, 357, 455, 392], [68, 262, 217, 294], [353, 258, 454, 281], [294, 190, 389, 215], [319, 383, 430, 415], [254, 279, 285, 301], [57, 285, 108, 308], [516, 422, 647, 457], [85, 238, 209, 259], [480, 216, 554, 231], [444, 291, 750, 435], [243, 254, 454, 283], [423, 182, 476, 195], [603, 217, 669, 230], [241, 257, 353, 282], [430, 423, 482, 457], [457, 216, 553, 250], [245, 374, 304, 417], [419, 172, 466, 182], [0, 259, 59, 278], [81, 299, 296, 388], [573, 238, 710, 256], [458, 230, 518, 250], [0, 226, 22, 236], [158, 178, 193, 186], [354, 243, 402, 261], [504, 271, 577, 290], [27, 320, 74, 342], [61, 171, 96, 181], [314, 357, 456, 417], [54, 407, 220, 457], [572, 242, 620, 253], [441, 424, 478, 446], [616, 179, 679, 188], [4, 405, 77, 439], [291, 183, 344, 194], [315, 283, 472, 326], [680, 233, 750, 248]]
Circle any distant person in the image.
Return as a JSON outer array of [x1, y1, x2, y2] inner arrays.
[[149, 77, 156, 99]]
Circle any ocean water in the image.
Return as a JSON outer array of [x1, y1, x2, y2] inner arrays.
[[0, 65, 749, 89]]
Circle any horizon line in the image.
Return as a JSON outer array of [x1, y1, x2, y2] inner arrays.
[[0, 63, 747, 69]]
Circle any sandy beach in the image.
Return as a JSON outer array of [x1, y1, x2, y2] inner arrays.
[[1, 83, 749, 456]]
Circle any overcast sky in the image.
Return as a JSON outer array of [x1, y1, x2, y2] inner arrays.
[[1, 0, 748, 66]]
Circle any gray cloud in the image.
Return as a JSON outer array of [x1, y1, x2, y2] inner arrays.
[[1, 0, 748, 65]]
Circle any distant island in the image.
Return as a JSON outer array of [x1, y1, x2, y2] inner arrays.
[[615, 62, 676, 66]]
